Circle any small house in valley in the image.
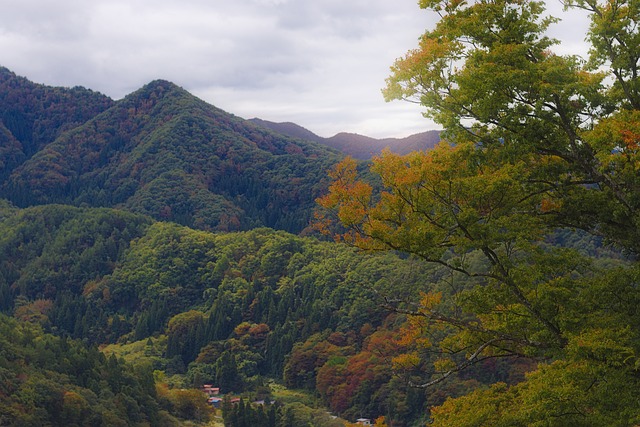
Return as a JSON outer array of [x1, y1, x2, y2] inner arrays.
[[202, 385, 220, 396]]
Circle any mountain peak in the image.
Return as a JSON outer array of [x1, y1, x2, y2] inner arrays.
[[0, 67, 342, 234], [144, 79, 180, 91], [126, 79, 186, 102]]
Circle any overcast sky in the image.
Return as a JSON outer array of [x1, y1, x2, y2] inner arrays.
[[1, 0, 589, 138]]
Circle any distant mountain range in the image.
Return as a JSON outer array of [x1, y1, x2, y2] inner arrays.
[[0, 66, 439, 233], [249, 118, 440, 159]]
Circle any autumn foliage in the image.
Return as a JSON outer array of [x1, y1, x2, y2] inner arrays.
[[318, 0, 640, 424]]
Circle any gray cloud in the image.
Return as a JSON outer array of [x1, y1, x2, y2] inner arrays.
[[1, 0, 592, 138]]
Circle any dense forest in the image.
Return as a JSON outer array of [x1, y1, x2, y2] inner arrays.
[[0, 64, 534, 425], [0, 202, 489, 426], [2, 0, 640, 425]]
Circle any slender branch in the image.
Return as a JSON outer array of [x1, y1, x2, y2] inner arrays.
[[379, 293, 549, 349], [409, 339, 500, 388]]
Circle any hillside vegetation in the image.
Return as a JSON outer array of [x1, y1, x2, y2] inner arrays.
[[2, 0, 640, 424], [0, 202, 473, 425], [317, 0, 640, 425], [0, 69, 342, 234]]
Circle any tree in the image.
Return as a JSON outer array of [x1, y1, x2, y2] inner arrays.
[[317, 0, 640, 424], [166, 310, 206, 365], [215, 351, 242, 392]]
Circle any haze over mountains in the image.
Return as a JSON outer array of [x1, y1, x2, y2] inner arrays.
[[0, 67, 439, 234], [249, 118, 440, 159]]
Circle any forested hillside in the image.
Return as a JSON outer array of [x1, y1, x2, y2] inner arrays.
[[2, 0, 640, 424], [0, 202, 496, 425], [0, 67, 114, 181], [0, 71, 342, 234]]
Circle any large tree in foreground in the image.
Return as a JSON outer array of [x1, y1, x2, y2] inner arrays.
[[317, 0, 640, 425]]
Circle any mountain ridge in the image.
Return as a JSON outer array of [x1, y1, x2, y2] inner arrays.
[[0, 66, 438, 234], [0, 67, 114, 179], [249, 117, 441, 159], [1, 75, 342, 233]]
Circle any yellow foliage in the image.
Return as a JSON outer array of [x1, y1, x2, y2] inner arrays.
[[374, 415, 388, 427], [419, 291, 442, 310], [392, 352, 422, 370], [433, 357, 458, 372]]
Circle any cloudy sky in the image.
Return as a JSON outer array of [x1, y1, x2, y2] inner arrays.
[[1, 0, 589, 138]]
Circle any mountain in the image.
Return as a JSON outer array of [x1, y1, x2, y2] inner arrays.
[[0, 74, 342, 233], [249, 118, 441, 159], [0, 67, 440, 234], [0, 67, 114, 180], [249, 118, 326, 144]]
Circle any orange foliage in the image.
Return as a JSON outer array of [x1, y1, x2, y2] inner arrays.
[[248, 323, 270, 340], [395, 292, 441, 349], [540, 197, 561, 213], [374, 415, 388, 427], [621, 129, 640, 150], [14, 299, 53, 323], [315, 157, 374, 244], [316, 330, 398, 415]]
